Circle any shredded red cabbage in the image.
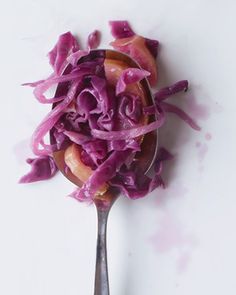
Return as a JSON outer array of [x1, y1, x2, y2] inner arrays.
[[71, 150, 132, 201], [109, 20, 135, 38], [19, 156, 57, 183], [48, 31, 79, 74], [87, 30, 101, 50], [91, 114, 165, 141], [20, 21, 200, 202], [116, 68, 150, 95]]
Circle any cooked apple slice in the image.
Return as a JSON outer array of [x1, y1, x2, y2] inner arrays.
[[104, 58, 146, 104], [110, 35, 158, 87], [64, 143, 108, 195]]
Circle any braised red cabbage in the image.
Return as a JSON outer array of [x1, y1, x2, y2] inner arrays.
[[87, 30, 101, 50], [20, 21, 200, 202], [19, 156, 57, 183], [116, 68, 150, 95]]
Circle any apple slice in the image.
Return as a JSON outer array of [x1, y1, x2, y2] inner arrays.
[[110, 35, 158, 87], [64, 144, 108, 195]]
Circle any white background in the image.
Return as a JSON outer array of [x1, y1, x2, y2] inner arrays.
[[1, 0, 236, 294]]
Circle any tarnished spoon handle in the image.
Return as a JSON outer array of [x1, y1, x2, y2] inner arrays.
[[94, 208, 110, 295]]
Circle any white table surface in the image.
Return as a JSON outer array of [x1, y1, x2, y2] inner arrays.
[[1, 0, 236, 294]]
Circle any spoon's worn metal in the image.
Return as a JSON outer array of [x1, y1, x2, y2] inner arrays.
[[50, 49, 158, 295]]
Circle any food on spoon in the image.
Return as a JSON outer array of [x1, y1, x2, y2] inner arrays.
[[20, 20, 200, 202], [110, 36, 158, 87], [64, 144, 108, 195], [109, 20, 158, 87]]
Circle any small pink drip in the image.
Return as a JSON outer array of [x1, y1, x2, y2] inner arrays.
[[195, 141, 201, 148], [177, 252, 191, 273], [195, 142, 208, 172], [150, 213, 196, 253], [185, 96, 210, 121], [205, 132, 212, 141], [150, 212, 196, 273], [150, 217, 184, 252], [197, 143, 208, 162], [13, 139, 31, 164]]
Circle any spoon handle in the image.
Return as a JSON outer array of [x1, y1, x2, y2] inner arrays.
[[94, 207, 110, 295]]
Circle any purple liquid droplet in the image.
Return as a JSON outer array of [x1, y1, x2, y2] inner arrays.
[[205, 132, 212, 141], [185, 96, 210, 121]]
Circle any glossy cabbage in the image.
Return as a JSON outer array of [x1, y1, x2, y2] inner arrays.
[[20, 21, 200, 202], [19, 156, 58, 183]]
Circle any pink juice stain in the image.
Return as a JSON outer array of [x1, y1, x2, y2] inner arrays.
[[195, 142, 208, 162], [149, 94, 217, 273], [198, 144, 208, 162], [151, 218, 184, 252], [185, 95, 210, 121], [13, 139, 31, 165], [195, 141, 201, 148], [177, 252, 191, 273], [205, 132, 212, 141], [150, 212, 196, 273], [156, 180, 188, 207], [150, 213, 195, 252], [184, 87, 223, 122]]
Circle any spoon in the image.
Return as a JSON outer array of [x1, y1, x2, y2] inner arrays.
[[50, 49, 158, 295]]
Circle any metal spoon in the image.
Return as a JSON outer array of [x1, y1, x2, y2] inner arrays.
[[50, 49, 158, 295]]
